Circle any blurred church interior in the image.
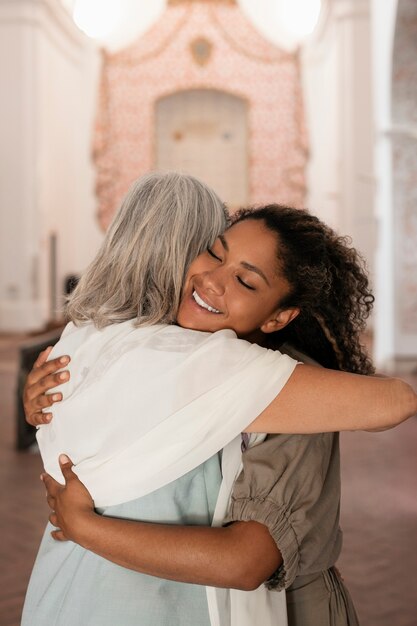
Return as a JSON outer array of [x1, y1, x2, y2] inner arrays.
[[0, 1, 416, 624]]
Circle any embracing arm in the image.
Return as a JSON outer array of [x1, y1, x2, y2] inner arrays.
[[71, 516, 279, 591], [245, 364, 417, 434], [24, 352, 416, 434], [44, 457, 281, 591]]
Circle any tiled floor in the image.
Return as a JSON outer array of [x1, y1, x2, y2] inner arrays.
[[0, 334, 416, 626]]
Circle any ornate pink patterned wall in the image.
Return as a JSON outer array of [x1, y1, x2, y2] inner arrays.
[[94, 1, 308, 229]]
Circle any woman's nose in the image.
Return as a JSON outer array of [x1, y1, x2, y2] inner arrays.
[[201, 267, 225, 295]]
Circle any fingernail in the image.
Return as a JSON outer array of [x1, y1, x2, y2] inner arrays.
[[59, 372, 69, 381], [59, 454, 70, 464], [59, 356, 69, 364], [52, 394, 61, 401], [44, 413, 52, 422], [40, 473, 44, 481]]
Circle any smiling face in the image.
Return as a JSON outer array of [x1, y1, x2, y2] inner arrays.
[[176, 219, 300, 340]]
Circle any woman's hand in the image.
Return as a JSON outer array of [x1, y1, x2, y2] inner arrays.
[[23, 348, 71, 426], [42, 454, 96, 543]]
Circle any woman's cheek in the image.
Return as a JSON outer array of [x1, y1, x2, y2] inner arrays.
[[231, 301, 253, 335]]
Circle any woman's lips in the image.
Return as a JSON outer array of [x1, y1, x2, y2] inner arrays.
[[191, 289, 222, 314]]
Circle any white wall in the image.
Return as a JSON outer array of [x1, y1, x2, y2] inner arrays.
[[0, 0, 102, 331], [302, 0, 375, 282], [371, 0, 398, 365], [371, 0, 417, 367], [301, 4, 341, 231], [302, 0, 417, 367]]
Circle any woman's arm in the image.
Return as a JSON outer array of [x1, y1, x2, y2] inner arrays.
[[25, 354, 416, 434], [245, 364, 417, 434], [43, 456, 281, 591]]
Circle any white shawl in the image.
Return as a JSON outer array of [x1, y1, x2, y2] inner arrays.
[[206, 435, 288, 626], [37, 321, 297, 507]]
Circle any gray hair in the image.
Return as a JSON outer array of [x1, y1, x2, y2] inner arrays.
[[66, 172, 228, 327]]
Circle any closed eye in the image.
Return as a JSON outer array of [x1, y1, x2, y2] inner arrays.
[[237, 276, 255, 291], [207, 248, 222, 261]]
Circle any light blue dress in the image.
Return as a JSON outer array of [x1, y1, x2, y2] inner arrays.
[[22, 455, 222, 626]]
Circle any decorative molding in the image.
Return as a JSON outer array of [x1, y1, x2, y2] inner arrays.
[[208, 3, 293, 64], [190, 36, 213, 65], [108, 7, 190, 66]]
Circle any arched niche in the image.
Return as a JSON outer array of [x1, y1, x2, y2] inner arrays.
[[155, 89, 248, 211]]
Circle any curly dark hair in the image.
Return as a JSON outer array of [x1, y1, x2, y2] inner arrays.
[[232, 205, 375, 375]]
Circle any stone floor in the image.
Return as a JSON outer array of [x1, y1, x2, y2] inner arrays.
[[0, 334, 416, 626]]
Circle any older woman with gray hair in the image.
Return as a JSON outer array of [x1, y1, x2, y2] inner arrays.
[[22, 172, 416, 626], [65, 172, 229, 329]]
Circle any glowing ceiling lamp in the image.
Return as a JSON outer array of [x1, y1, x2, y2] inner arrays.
[[278, 0, 322, 39], [73, 0, 123, 40]]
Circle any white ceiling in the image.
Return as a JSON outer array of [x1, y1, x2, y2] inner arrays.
[[70, 0, 323, 52]]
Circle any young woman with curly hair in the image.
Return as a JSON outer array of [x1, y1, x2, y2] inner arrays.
[[22, 178, 416, 626], [232, 205, 374, 375]]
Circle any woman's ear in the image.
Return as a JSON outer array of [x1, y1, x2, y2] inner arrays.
[[260, 308, 300, 334]]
